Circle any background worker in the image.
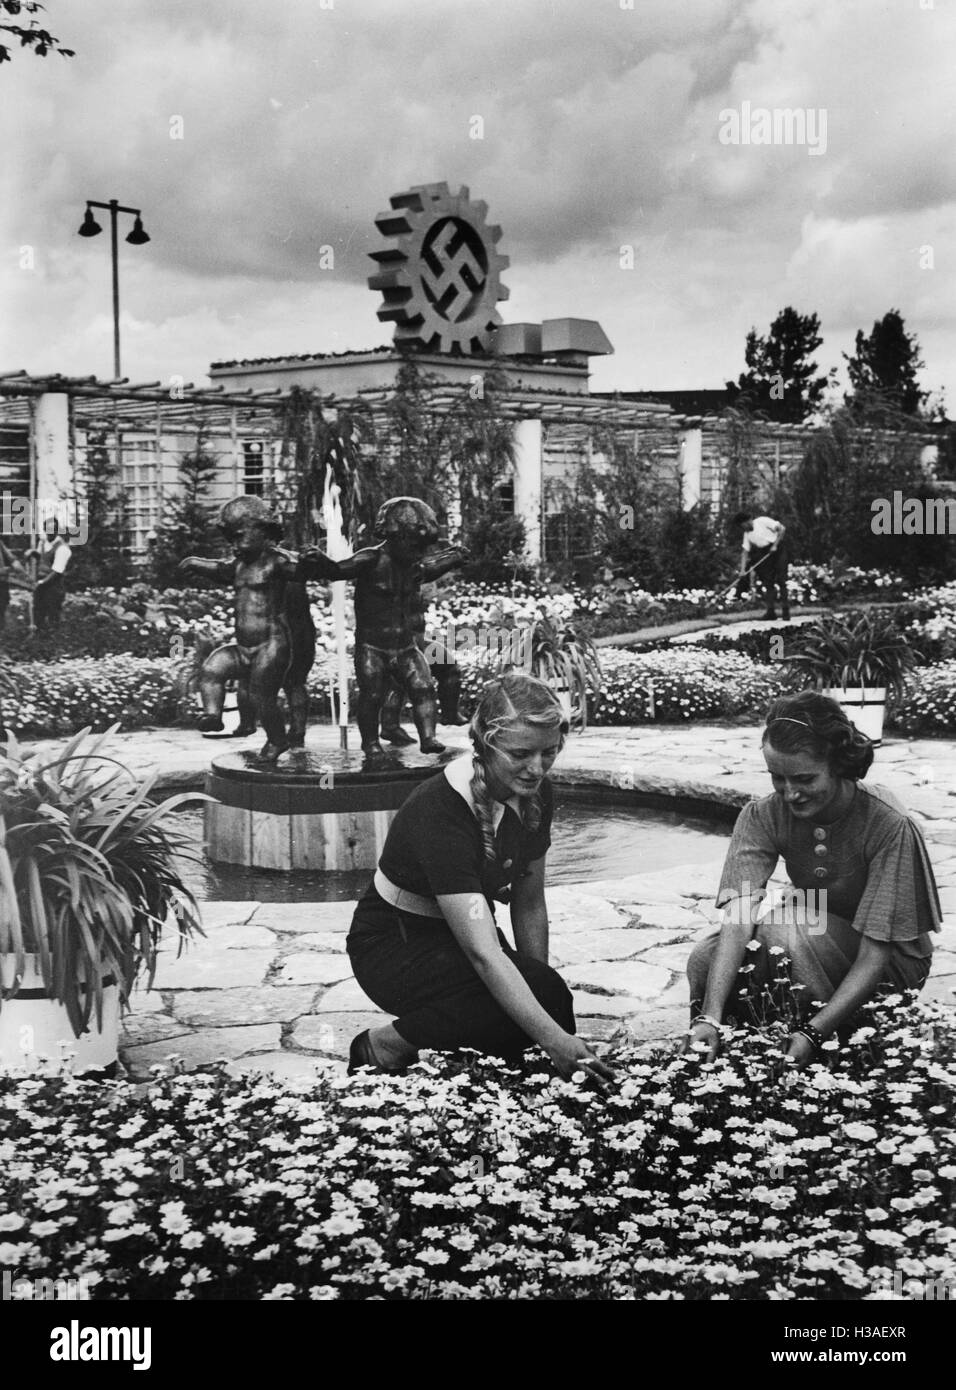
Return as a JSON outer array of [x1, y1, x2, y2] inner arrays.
[[27, 522, 73, 632], [733, 510, 790, 621]]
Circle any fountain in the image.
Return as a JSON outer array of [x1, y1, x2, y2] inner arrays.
[[200, 494, 467, 871]]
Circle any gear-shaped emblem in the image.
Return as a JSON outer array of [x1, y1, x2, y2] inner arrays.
[[368, 182, 510, 355]]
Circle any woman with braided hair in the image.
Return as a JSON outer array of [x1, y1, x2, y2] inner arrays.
[[345, 672, 615, 1083], [686, 690, 941, 1070]]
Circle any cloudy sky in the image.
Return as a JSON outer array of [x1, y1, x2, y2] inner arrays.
[[2, 0, 954, 403]]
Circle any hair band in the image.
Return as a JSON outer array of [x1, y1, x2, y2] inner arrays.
[[767, 717, 813, 729]]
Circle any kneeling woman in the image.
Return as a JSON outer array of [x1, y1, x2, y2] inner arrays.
[[346, 673, 613, 1083], [687, 691, 942, 1068]]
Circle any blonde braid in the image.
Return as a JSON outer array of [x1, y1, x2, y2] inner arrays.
[[468, 672, 568, 860], [470, 754, 498, 862]]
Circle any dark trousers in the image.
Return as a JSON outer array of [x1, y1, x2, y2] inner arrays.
[[33, 574, 66, 630], [347, 905, 576, 1060], [735, 542, 790, 616]]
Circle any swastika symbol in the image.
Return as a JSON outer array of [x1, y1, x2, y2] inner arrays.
[[420, 218, 488, 323], [369, 182, 509, 353]]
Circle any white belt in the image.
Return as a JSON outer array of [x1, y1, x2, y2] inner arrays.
[[373, 868, 446, 919]]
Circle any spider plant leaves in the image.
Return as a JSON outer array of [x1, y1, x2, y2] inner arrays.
[[784, 609, 916, 704], [0, 730, 203, 1036], [494, 611, 604, 731], [24, 855, 52, 984], [0, 835, 26, 994]]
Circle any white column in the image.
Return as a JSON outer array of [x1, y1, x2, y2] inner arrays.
[[513, 417, 543, 562], [33, 392, 71, 498], [920, 443, 939, 479], [678, 427, 702, 510]]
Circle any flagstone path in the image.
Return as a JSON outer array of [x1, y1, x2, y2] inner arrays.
[[25, 721, 956, 1081]]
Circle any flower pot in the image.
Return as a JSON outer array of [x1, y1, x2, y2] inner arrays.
[[824, 686, 887, 745], [0, 954, 120, 1075]]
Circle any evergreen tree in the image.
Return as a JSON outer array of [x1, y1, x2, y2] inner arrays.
[[450, 364, 522, 581], [788, 396, 951, 580], [147, 430, 221, 588], [68, 431, 131, 589], [274, 386, 372, 547], [843, 309, 927, 417], [727, 306, 832, 423], [374, 356, 522, 580]]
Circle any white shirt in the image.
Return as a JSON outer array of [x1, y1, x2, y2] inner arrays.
[[40, 537, 72, 574], [742, 516, 783, 551], [444, 752, 522, 832]]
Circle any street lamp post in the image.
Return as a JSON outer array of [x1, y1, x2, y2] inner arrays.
[[77, 199, 150, 380]]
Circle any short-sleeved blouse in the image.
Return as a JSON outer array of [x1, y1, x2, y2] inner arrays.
[[353, 754, 553, 928], [716, 782, 941, 960]]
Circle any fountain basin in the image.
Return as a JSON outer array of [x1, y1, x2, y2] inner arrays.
[[204, 747, 458, 871]]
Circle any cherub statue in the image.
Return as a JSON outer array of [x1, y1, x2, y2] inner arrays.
[[179, 496, 331, 761], [225, 574, 316, 750], [379, 556, 468, 745], [300, 497, 467, 758]]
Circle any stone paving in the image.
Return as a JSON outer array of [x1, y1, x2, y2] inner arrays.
[[26, 718, 956, 1082]]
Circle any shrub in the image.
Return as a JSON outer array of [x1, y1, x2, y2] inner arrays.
[[590, 649, 785, 723], [783, 610, 917, 704], [144, 432, 223, 589], [787, 397, 955, 582], [893, 582, 956, 666], [676, 625, 795, 665], [0, 997, 953, 1300], [8, 657, 178, 739], [0, 729, 203, 1034], [890, 660, 956, 735], [1, 587, 233, 662]]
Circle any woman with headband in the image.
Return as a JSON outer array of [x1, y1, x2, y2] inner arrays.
[[686, 690, 941, 1069], [345, 672, 615, 1085]]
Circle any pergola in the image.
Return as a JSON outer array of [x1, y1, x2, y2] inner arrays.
[[0, 368, 691, 555], [0, 371, 321, 553]]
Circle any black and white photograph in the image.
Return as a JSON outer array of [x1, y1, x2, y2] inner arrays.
[[1, 0, 954, 1350]]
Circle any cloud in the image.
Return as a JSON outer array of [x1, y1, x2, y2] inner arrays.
[[1, 0, 952, 398]]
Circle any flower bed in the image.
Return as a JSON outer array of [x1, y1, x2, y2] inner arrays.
[[4, 643, 954, 739], [439, 647, 787, 726], [7, 657, 179, 739], [590, 650, 786, 723], [1, 563, 917, 664], [1, 998, 953, 1301], [891, 661, 956, 736], [895, 582, 956, 666], [572, 566, 912, 640]]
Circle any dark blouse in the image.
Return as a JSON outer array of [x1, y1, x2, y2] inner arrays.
[[355, 766, 553, 925], [717, 782, 942, 960]]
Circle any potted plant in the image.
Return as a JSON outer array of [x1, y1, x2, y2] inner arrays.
[[784, 609, 916, 744], [0, 727, 204, 1076], [499, 612, 603, 730]]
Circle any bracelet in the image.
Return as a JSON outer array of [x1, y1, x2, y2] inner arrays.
[[692, 1014, 723, 1031], [792, 1023, 825, 1053]]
